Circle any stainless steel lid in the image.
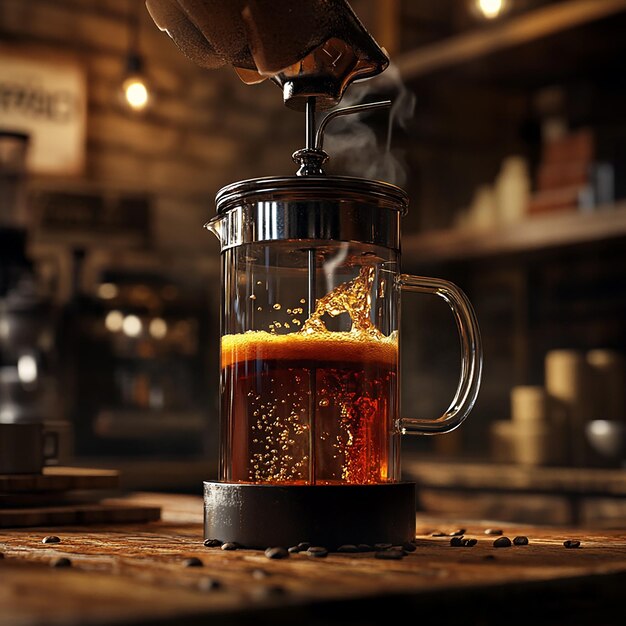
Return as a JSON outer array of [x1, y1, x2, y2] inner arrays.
[[207, 175, 408, 252]]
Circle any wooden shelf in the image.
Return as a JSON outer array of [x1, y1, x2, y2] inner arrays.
[[401, 203, 626, 265], [403, 458, 626, 498], [396, 0, 626, 83]]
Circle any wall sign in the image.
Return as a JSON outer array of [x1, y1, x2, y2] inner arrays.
[[0, 47, 86, 175]]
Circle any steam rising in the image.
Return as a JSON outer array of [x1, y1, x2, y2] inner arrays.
[[323, 63, 416, 187]]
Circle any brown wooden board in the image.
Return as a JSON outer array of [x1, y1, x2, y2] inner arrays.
[[0, 499, 161, 528], [0, 490, 119, 508], [0, 493, 625, 625], [0, 467, 120, 494]]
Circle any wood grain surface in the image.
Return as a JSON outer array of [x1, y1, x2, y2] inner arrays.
[[1, 492, 625, 626]]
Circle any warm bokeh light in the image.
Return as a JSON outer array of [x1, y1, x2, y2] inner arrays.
[[17, 354, 38, 384], [97, 282, 119, 299], [476, 0, 505, 19], [149, 317, 168, 339], [104, 310, 124, 333], [123, 77, 149, 111], [122, 314, 143, 337]]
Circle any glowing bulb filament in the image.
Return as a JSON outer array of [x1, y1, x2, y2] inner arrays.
[[124, 78, 149, 110], [477, 0, 504, 19]]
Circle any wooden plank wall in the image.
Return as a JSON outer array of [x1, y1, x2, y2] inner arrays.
[[0, 0, 301, 256]]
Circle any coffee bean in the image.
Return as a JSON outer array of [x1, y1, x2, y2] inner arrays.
[[563, 540, 581, 549], [203, 538, 223, 548], [51, 557, 72, 568], [462, 538, 477, 547], [402, 542, 417, 552], [182, 557, 203, 567], [251, 568, 270, 580], [221, 542, 240, 551], [493, 537, 512, 548], [357, 544, 374, 552], [449, 529, 466, 536], [513, 536, 529, 546], [255, 584, 286, 598], [484, 529, 503, 536], [297, 542, 310, 551], [375, 549, 404, 560], [264, 547, 289, 560], [431, 532, 447, 537], [374, 543, 393, 550], [306, 546, 328, 558], [287, 546, 300, 554], [337, 544, 359, 553], [42, 536, 61, 544], [450, 537, 464, 546], [198, 578, 221, 591]]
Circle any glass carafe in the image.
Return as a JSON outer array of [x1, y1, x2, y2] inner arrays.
[[207, 176, 482, 487]]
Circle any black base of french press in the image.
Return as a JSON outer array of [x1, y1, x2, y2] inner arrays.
[[203, 481, 416, 550]]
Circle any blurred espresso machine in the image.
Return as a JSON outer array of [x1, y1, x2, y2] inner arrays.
[[0, 130, 71, 473]]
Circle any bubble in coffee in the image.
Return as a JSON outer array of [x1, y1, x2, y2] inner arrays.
[[221, 267, 398, 485]]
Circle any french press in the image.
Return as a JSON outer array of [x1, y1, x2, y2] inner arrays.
[[146, 0, 482, 549]]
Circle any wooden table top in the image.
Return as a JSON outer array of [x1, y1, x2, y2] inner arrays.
[[1, 492, 626, 626]]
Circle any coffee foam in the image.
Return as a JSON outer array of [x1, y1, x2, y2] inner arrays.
[[221, 330, 398, 369]]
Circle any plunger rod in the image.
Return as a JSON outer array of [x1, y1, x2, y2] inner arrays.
[[306, 95, 318, 484], [306, 96, 316, 150]]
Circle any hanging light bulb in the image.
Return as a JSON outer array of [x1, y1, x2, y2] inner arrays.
[[475, 0, 508, 20], [120, 2, 152, 112], [122, 53, 150, 111]]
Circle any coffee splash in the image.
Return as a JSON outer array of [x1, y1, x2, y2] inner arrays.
[[301, 266, 384, 340], [221, 265, 397, 369]]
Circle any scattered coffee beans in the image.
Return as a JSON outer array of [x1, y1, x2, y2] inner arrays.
[[431, 532, 447, 537], [42, 536, 61, 544], [402, 542, 417, 552], [264, 547, 289, 560], [484, 529, 503, 536], [203, 539, 223, 548], [374, 543, 393, 550], [375, 549, 404, 560], [198, 578, 221, 591], [450, 537, 464, 546], [306, 546, 328, 558], [287, 546, 300, 554], [182, 557, 203, 567], [51, 557, 72, 568], [221, 542, 240, 551], [357, 544, 374, 552], [449, 529, 466, 536], [297, 542, 310, 551], [513, 536, 529, 546], [462, 538, 477, 547], [563, 540, 581, 549], [337, 544, 359, 553], [493, 537, 512, 548]]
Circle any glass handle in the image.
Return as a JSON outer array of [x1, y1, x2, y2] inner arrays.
[[397, 274, 483, 435]]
